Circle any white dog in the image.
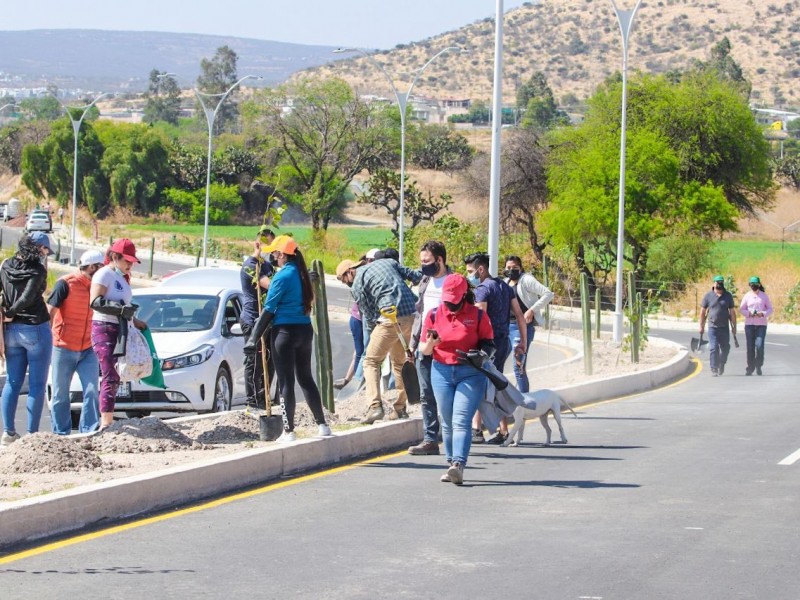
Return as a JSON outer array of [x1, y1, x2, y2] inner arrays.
[[502, 389, 577, 446]]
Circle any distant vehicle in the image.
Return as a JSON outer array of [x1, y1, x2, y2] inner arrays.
[[25, 212, 53, 232], [0, 204, 6, 221], [6, 198, 21, 220], [47, 269, 247, 424]]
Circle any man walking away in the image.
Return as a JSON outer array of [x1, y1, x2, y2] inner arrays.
[[241, 226, 274, 409], [47, 249, 105, 434], [408, 240, 450, 456], [699, 275, 737, 377]]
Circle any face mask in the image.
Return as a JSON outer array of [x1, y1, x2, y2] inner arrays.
[[714, 285, 723, 291], [269, 254, 279, 267], [421, 263, 439, 277], [444, 300, 464, 313], [750, 285, 759, 291], [467, 274, 480, 287], [504, 269, 521, 281]]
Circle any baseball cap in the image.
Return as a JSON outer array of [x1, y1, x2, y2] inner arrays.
[[712, 275, 724, 283], [441, 273, 468, 303], [28, 231, 54, 255], [258, 225, 275, 240], [749, 275, 760, 285], [261, 235, 298, 255], [335, 259, 364, 280], [79, 249, 105, 267], [109, 238, 140, 263], [366, 248, 381, 260]]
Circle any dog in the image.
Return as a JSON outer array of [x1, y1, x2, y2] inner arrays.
[[501, 389, 577, 446]]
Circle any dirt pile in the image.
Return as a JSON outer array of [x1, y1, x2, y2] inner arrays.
[[174, 411, 261, 444], [81, 417, 205, 453], [0, 433, 109, 474]]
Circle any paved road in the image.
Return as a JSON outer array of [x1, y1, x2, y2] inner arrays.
[[2, 331, 798, 598]]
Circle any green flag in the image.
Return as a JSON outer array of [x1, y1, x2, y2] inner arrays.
[[140, 327, 166, 389]]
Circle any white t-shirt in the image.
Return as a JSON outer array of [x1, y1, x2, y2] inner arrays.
[[421, 274, 447, 322], [92, 265, 133, 323]]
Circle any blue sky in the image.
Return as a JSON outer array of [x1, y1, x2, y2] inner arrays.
[[4, 1, 530, 48]]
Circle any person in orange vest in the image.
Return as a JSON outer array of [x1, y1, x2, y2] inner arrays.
[[46, 249, 106, 434]]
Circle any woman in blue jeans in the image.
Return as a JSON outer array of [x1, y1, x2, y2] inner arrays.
[[420, 274, 494, 485], [0, 233, 54, 445]]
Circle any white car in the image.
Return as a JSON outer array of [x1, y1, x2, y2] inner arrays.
[[25, 212, 53, 232], [47, 267, 249, 422]]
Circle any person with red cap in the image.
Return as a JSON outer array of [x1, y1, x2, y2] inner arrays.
[[90, 239, 147, 430], [419, 273, 494, 485]]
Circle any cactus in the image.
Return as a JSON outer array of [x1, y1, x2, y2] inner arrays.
[[580, 272, 592, 375], [311, 259, 335, 413]]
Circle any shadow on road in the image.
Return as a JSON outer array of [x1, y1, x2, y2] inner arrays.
[[461, 479, 641, 489]]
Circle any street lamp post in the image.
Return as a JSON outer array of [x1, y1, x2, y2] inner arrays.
[[487, 0, 504, 276], [334, 46, 461, 264], [62, 93, 108, 265], [609, 0, 643, 344], [194, 75, 261, 265]]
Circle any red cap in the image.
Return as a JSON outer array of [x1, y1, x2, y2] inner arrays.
[[441, 274, 468, 303], [109, 238, 140, 264]]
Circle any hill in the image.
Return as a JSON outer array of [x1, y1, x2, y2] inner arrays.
[[0, 30, 338, 91], [304, 0, 800, 108]]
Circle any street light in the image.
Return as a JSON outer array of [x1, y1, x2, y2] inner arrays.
[[61, 93, 108, 265], [194, 75, 261, 265], [609, 0, 643, 344], [0, 102, 17, 113], [487, 0, 504, 276], [334, 45, 462, 264]]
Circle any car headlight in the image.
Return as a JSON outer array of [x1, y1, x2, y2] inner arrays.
[[161, 345, 215, 371]]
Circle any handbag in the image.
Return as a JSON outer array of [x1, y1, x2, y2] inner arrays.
[[118, 324, 153, 382]]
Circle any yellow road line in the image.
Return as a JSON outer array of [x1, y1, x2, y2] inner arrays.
[[1, 358, 701, 565], [0, 449, 406, 565]]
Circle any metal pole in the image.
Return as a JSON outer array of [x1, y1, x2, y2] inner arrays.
[[487, 0, 504, 276], [610, 0, 643, 343]]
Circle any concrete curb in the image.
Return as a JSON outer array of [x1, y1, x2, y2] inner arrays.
[[0, 338, 689, 550]]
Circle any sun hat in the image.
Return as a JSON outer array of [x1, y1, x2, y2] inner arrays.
[[261, 235, 298, 255], [78, 249, 105, 267], [749, 275, 761, 285], [366, 248, 381, 260], [335, 259, 364, 280], [713, 275, 724, 283], [28, 231, 54, 255], [441, 273, 468, 303], [109, 238, 140, 263]]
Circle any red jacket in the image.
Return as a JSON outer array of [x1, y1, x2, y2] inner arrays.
[[51, 272, 93, 351]]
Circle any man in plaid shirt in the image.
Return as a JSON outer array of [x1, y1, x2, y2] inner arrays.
[[337, 257, 421, 424]]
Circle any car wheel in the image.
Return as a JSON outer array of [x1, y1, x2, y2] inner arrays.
[[125, 411, 151, 419], [211, 366, 232, 413]]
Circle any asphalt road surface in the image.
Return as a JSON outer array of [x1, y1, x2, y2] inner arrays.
[[2, 331, 798, 599]]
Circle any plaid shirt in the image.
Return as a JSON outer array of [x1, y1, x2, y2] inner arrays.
[[351, 259, 421, 326]]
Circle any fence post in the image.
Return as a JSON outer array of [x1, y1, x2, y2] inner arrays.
[[195, 250, 201, 267], [580, 272, 592, 375], [595, 287, 601, 339], [542, 255, 550, 330], [627, 271, 639, 363], [56, 239, 61, 262], [109, 235, 113, 248], [0, 227, 3, 249], [148, 237, 155, 279]]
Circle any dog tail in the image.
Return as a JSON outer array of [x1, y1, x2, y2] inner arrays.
[[559, 396, 578, 418]]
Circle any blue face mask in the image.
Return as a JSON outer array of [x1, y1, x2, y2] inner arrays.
[[467, 274, 480, 287]]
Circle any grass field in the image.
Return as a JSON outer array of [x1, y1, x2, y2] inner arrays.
[[714, 240, 800, 270]]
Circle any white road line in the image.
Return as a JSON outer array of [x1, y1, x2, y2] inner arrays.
[[765, 342, 788, 347], [778, 447, 800, 466]]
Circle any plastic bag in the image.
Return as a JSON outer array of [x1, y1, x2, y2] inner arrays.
[[140, 327, 166, 389], [118, 325, 153, 382]]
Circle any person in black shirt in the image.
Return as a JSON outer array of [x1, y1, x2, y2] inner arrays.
[[240, 227, 275, 408], [699, 275, 737, 377]]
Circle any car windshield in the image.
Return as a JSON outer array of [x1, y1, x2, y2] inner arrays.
[[134, 294, 219, 332]]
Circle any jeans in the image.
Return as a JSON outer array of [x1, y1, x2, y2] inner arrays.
[[91, 321, 120, 413], [355, 321, 372, 382], [1, 322, 53, 435], [271, 324, 326, 432], [493, 335, 511, 373], [417, 353, 439, 442], [431, 361, 487, 466], [350, 316, 364, 382], [744, 325, 767, 373], [707, 326, 730, 372], [509, 321, 535, 393], [51, 346, 100, 434]]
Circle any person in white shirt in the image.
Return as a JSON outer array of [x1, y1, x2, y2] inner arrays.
[[503, 255, 554, 393]]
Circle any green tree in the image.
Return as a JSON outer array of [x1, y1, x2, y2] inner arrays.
[[695, 37, 751, 98], [516, 72, 569, 130], [196, 46, 240, 134], [409, 124, 473, 171], [143, 70, 181, 125], [244, 78, 393, 229], [17, 95, 62, 121], [358, 168, 452, 238], [161, 183, 241, 224], [167, 141, 208, 191]]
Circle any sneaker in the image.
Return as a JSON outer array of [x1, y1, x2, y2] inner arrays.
[[360, 407, 385, 425], [486, 432, 508, 445], [1, 431, 20, 446], [388, 408, 409, 420], [711, 370, 718, 377], [756, 367, 763, 376], [446, 462, 464, 485], [408, 440, 440, 455], [277, 431, 297, 443], [718, 364, 725, 376], [440, 471, 452, 483], [471, 428, 485, 444], [745, 369, 753, 376], [317, 424, 332, 437]]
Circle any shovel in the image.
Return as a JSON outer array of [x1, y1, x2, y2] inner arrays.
[[255, 268, 283, 441], [690, 333, 709, 354], [380, 306, 421, 405]]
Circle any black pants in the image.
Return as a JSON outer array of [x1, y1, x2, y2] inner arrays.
[[271, 323, 326, 432], [242, 322, 274, 408]]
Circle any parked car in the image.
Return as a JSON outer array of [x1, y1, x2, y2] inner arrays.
[[0, 204, 7, 221], [25, 211, 52, 232], [47, 268, 247, 423]]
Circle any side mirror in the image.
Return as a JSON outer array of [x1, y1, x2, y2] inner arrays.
[[229, 322, 243, 336]]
